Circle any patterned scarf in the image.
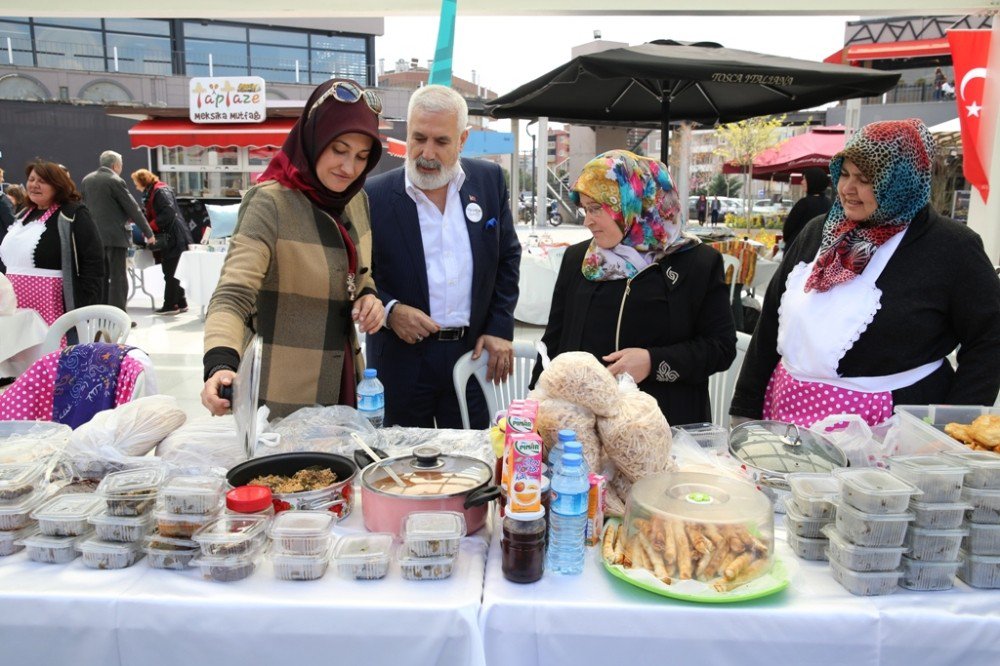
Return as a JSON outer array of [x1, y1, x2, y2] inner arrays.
[[52, 343, 134, 428], [805, 119, 934, 293], [571, 150, 697, 281]]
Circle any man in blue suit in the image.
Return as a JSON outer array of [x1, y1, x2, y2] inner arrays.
[[365, 85, 521, 428]]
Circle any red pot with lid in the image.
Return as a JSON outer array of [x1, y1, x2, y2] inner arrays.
[[360, 445, 500, 536]]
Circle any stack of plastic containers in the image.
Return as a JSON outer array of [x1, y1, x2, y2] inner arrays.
[[23, 493, 103, 565], [784, 473, 840, 561], [0, 461, 48, 558], [888, 455, 969, 591], [398, 511, 466, 580], [190, 514, 269, 581], [144, 474, 226, 569], [267, 510, 335, 581], [944, 451, 1000, 588], [332, 532, 394, 580], [827, 468, 919, 595]]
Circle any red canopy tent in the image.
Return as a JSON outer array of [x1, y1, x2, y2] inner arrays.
[[723, 125, 847, 182]]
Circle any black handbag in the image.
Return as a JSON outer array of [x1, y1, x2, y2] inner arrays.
[[149, 232, 172, 250]]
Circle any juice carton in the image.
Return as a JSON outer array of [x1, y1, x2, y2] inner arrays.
[[585, 473, 606, 547], [502, 400, 539, 492], [507, 432, 544, 514]]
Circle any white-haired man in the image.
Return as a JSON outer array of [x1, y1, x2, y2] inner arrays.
[[365, 85, 521, 428], [81, 150, 153, 314]]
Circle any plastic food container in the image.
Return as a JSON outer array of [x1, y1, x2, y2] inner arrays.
[[192, 548, 263, 582], [160, 475, 226, 515], [787, 473, 839, 520], [143, 532, 199, 570], [899, 555, 960, 591], [943, 451, 1000, 490], [961, 487, 1000, 524], [783, 499, 830, 539], [963, 522, 1000, 556], [892, 405, 992, 456], [97, 467, 165, 516], [402, 511, 466, 557], [903, 526, 967, 562], [833, 501, 913, 547], [888, 455, 968, 503], [0, 493, 46, 530], [154, 507, 220, 539], [834, 468, 920, 514], [191, 514, 269, 557], [828, 557, 902, 596], [785, 530, 828, 561], [0, 461, 46, 505], [332, 533, 393, 580], [822, 525, 906, 572], [0, 525, 34, 556], [267, 510, 335, 556], [908, 500, 970, 530], [89, 509, 154, 543], [32, 494, 104, 537], [673, 422, 728, 452], [270, 548, 331, 581], [19, 530, 91, 564], [399, 553, 456, 580], [77, 536, 144, 570], [957, 549, 1000, 588]]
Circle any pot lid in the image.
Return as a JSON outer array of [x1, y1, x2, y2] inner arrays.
[[362, 445, 492, 498], [630, 471, 771, 521], [729, 420, 847, 476], [232, 336, 263, 458]]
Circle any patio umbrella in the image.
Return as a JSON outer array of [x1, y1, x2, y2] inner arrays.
[[487, 40, 901, 163], [722, 125, 848, 181]]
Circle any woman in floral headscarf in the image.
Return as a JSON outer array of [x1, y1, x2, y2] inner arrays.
[[532, 150, 737, 425], [731, 119, 1000, 428]]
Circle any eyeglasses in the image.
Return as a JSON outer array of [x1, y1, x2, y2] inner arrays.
[[581, 203, 605, 217], [308, 81, 383, 118]]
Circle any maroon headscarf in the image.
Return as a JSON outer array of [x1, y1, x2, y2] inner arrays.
[[258, 78, 382, 217]]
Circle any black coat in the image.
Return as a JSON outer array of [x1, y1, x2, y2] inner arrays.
[[143, 184, 192, 259], [533, 240, 737, 426]]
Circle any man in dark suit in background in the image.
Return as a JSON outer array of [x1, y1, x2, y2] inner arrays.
[[365, 85, 521, 429], [81, 151, 154, 314]]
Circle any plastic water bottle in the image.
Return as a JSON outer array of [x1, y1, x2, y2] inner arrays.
[[561, 440, 590, 476], [357, 368, 384, 428], [547, 429, 576, 477], [546, 452, 589, 575]]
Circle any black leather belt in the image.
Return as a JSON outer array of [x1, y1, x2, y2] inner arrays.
[[430, 327, 466, 341]]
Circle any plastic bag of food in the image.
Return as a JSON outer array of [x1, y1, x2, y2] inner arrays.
[[534, 396, 601, 471], [262, 405, 379, 457], [156, 415, 247, 471], [0, 421, 71, 464], [537, 351, 619, 417], [597, 385, 671, 483], [65, 395, 186, 461]]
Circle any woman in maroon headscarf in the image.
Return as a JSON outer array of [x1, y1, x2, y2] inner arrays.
[[200, 78, 385, 417]]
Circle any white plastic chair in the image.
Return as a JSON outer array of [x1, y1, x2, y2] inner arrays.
[[453, 339, 538, 429], [41, 305, 132, 355], [708, 331, 752, 427], [721, 253, 741, 304]]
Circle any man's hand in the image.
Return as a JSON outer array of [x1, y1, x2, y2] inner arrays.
[[201, 369, 236, 416], [144, 236, 154, 245], [352, 293, 384, 335], [388, 303, 440, 344], [474, 335, 513, 383], [603, 348, 652, 383]]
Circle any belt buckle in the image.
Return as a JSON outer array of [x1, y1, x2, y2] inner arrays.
[[438, 327, 463, 341]]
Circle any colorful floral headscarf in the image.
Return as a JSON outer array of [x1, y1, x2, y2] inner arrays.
[[805, 118, 934, 293], [571, 150, 697, 281]]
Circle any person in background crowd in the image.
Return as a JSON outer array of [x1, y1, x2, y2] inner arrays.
[[710, 195, 722, 226], [5, 184, 28, 216], [695, 194, 708, 225], [532, 149, 736, 425], [0, 160, 104, 325], [200, 78, 385, 418], [0, 183, 13, 230], [782, 167, 832, 249], [130, 169, 192, 315], [81, 150, 154, 317], [731, 119, 1000, 428], [933, 67, 947, 101], [365, 85, 521, 429]]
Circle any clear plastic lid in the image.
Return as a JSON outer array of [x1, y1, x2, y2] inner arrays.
[[0, 461, 46, 494], [833, 500, 915, 522], [89, 508, 155, 528], [906, 525, 969, 538], [97, 467, 166, 498], [77, 535, 143, 555], [144, 531, 199, 551], [889, 455, 969, 475], [397, 553, 455, 567], [0, 491, 46, 515], [834, 468, 921, 498], [787, 473, 840, 501], [161, 475, 226, 498], [821, 524, 907, 555], [0, 524, 36, 545], [332, 532, 393, 563], [628, 471, 771, 522], [18, 529, 92, 549], [31, 493, 104, 522], [267, 510, 335, 539], [191, 514, 268, 545], [361, 446, 492, 499], [942, 451, 1000, 470], [403, 511, 467, 541]]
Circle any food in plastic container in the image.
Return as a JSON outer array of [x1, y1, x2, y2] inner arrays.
[[19, 530, 91, 564], [834, 468, 919, 514], [154, 507, 219, 539], [961, 486, 1000, 524], [833, 501, 913, 547], [97, 467, 165, 516], [399, 553, 455, 580], [783, 500, 830, 539], [0, 461, 45, 504], [903, 526, 967, 562], [787, 473, 839, 520], [90, 509, 154, 543], [888, 455, 968, 503], [402, 511, 466, 557], [77, 536, 144, 570], [191, 514, 268, 557], [192, 548, 263, 582], [785, 530, 828, 561], [270, 549, 331, 581], [143, 532, 199, 570], [908, 500, 970, 530], [963, 522, 1000, 556], [0, 525, 34, 556], [267, 510, 335, 555], [160, 475, 226, 515], [332, 533, 393, 580], [942, 451, 1000, 490], [899, 555, 960, 591], [828, 557, 902, 595], [821, 525, 906, 572], [0, 493, 46, 530], [32, 494, 104, 536], [957, 549, 1000, 588]]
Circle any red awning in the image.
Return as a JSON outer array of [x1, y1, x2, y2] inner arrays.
[[129, 118, 297, 148], [723, 126, 847, 180], [824, 38, 951, 65]]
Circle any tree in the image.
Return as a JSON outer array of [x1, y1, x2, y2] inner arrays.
[[707, 173, 742, 198], [714, 114, 787, 233]]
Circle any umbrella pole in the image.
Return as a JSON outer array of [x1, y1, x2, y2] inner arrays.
[[659, 95, 671, 164]]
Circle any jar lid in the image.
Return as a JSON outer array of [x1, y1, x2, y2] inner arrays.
[[506, 508, 545, 521], [362, 446, 492, 499], [227, 485, 272, 513], [729, 420, 847, 478]]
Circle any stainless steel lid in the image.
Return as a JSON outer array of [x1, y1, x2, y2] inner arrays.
[[361, 445, 492, 499]]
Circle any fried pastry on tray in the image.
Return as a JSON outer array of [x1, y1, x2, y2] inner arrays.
[[969, 415, 1000, 449]]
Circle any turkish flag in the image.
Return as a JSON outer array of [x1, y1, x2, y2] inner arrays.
[[947, 29, 991, 201]]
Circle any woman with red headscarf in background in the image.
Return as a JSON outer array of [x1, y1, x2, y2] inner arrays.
[[200, 78, 385, 418]]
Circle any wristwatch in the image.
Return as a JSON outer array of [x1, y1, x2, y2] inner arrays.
[[384, 299, 399, 331]]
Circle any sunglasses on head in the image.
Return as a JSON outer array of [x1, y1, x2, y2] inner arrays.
[[308, 81, 383, 118]]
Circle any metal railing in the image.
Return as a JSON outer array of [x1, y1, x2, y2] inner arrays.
[[860, 81, 956, 106]]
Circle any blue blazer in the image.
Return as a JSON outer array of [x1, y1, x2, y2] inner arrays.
[[364, 159, 521, 381]]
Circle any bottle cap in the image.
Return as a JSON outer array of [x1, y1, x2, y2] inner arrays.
[[364, 368, 377, 379], [564, 440, 583, 456], [226, 485, 272, 513], [561, 453, 582, 467], [557, 429, 576, 442], [506, 507, 545, 521]]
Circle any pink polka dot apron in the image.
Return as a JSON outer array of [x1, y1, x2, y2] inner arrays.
[[763, 228, 942, 428], [0, 206, 65, 326]]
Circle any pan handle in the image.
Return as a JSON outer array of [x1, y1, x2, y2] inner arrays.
[[353, 447, 389, 470], [464, 485, 501, 509], [218, 385, 233, 401]]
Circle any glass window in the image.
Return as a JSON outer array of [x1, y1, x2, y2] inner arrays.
[[106, 34, 171, 75], [79, 81, 132, 103], [104, 19, 170, 36], [34, 26, 104, 71], [183, 22, 246, 42], [0, 17, 28, 23], [250, 43, 308, 83], [0, 21, 32, 66], [249, 28, 307, 46], [0, 75, 47, 101], [33, 18, 102, 29], [311, 34, 365, 52], [160, 146, 240, 169], [310, 50, 368, 84], [248, 146, 280, 168], [160, 170, 246, 199], [185, 38, 248, 73]]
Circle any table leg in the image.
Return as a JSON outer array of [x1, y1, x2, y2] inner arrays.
[[128, 265, 157, 310]]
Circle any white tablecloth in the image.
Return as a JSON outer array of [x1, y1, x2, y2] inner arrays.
[[515, 246, 566, 325], [175, 250, 227, 308], [749, 257, 780, 290], [0, 308, 47, 376]]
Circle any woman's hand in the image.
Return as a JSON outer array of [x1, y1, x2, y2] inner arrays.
[[603, 348, 652, 383], [201, 369, 236, 416], [352, 293, 384, 335]]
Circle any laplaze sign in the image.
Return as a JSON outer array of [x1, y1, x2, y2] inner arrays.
[[189, 77, 266, 124]]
